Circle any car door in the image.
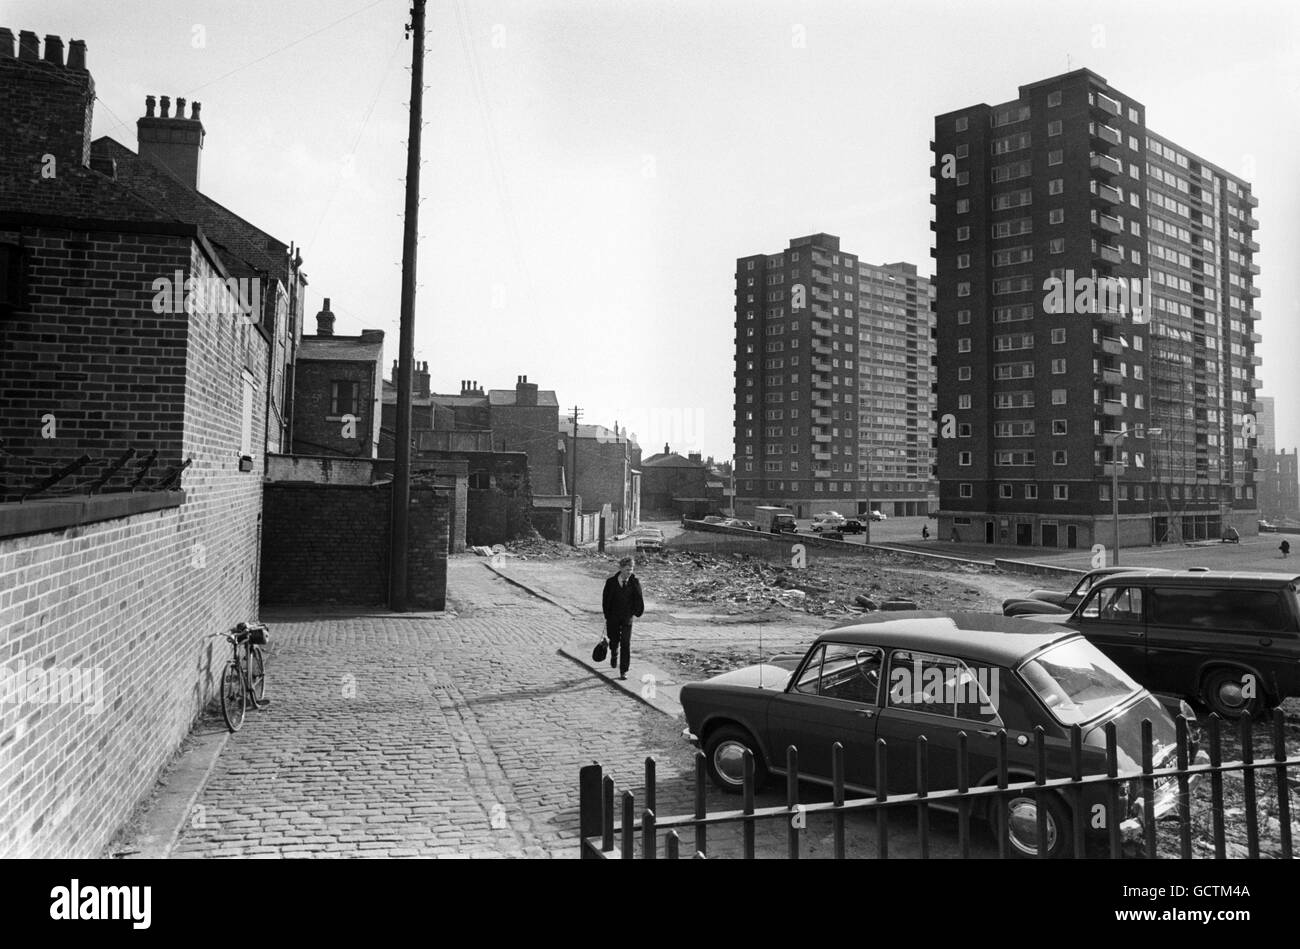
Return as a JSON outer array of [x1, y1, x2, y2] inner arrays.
[[766, 643, 882, 789], [1070, 584, 1147, 684], [874, 650, 1003, 797]]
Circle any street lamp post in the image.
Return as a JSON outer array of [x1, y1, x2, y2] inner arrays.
[[1111, 425, 1160, 566]]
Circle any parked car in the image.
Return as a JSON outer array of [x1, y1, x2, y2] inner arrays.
[[811, 513, 846, 532], [680, 612, 1200, 858], [1221, 526, 1240, 544], [1021, 569, 1300, 718], [1258, 520, 1278, 533], [702, 515, 726, 525], [632, 526, 664, 553], [840, 518, 866, 534], [869, 510, 887, 521], [1001, 567, 1167, 617]]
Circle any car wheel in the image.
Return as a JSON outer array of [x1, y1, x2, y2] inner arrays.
[[1000, 791, 1072, 858], [1201, 668, 1269, 719], [703, 725, 768, 794]]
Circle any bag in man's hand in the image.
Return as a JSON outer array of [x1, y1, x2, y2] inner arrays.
[[591, 638, 608, 663]]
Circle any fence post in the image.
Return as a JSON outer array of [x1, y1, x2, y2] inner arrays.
[[1240, 714, 1258, 858], [875, 738, 889, 860], [787, 745, 800, 860], [694, 752, 708, 857], [832, 742, 845, 859], [1273, 709, 1293, 859], [1208, 715, 1225, 860], [579, 763, 603, 859]]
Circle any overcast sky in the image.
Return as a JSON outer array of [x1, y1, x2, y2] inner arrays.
[[20, 0, 1300, 459]]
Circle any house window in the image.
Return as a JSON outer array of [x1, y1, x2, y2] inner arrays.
[[959, 423, 972, 437], [1047, 91, 1062, 107], [955, 116, 969, 132], [956, 171, 969, 186], [957, 282, 971, 297], [1048, 149, 1063, 165], [469, 469, 491, 490], [1054, 484, 1069, 500], [330, 379, 359, 417], [958, 366, 971, 381], [957, 309, 971, 324], [959, 483, 972, 498], [958, 338, 971, 353], [956, 199, 970, 214], [1051, 327, 1066, 343], [1049, 238, 1064, 254], [957, 254, 971, 269], [1052, 389, 1067, 405], [957, 226, 970, 241], [1052, 419, 1067, 435], [1051, 358, 1066, 374], [1047, 120, 1062, 136], [1025, 484, 1038, 499], [1053, 450, 1067, 465], [958, 394, 972, 409], [956, 143, 969, 158], [959, 451, 972, 466], [1049, 178, 1064, 195], [1049, 209, 1064, 224], [999, 484, 1013, 498]]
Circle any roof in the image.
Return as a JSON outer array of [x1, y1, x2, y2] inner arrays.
[[641, 452, 707, 468], [819, 612, 1078, 666], [298, 336, 383, 363], [560, 420, 639, 447], [489, 389, 559, 408], [1085, 569, 1300, 587]]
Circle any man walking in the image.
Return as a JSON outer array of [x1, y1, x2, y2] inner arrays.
[[602, 556, 644, 681]]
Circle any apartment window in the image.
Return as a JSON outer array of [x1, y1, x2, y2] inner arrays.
[[1047, 91, 1062, 107], [1053, 450, 1067, 465], [955, 116, 969, 132], [959, 423, 972, 437], [1025, 484, 1038, 499], [1053, 484, 1069, 500], [1047, 119, 1062, 136], [1127, 107, 1139, 123], [1051, 389, 1067, 405], [958, 395, 972, 409], [1048, 149, 1063, 166], [957, 309, 971, 324], [957, 226, 970, 241], [330, 380, 359, 417], [1052, 419, 1067, 434], [956, 171, 969, 186], [1130, 249, 1142, 264], [958, 366, 971, 381], [957, 253, 971, 269], [956, 143, 969, 158], [1048, 178, 1064, 195], [959, 483, 972, 498], [1049, 238, 1064, 254], [956, 198, 970, 214], [1051, 358, 1066, 374], [957, 282, 971, 297], [957, 337, 971, 353], [1049, 208, 1064, 224], [1051, 327, 1065, 343], [959, 451, 972, 466]]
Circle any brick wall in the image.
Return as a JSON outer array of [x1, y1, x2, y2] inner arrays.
[[260, 482, 449, 609], [291, 358, 378, 458], [0, 235, 268, 858], [492, 404, 560, 494]]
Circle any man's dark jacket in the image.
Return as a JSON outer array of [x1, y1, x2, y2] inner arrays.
[[602, 574, 644, 634]]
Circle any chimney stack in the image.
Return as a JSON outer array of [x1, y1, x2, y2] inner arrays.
[[315, 298, 335, 335], [67, 39, 86, 70], [415, 362, 430, 398], [5, 32, 97, 170], [42, 34, 63, 66], [664, 443, 670, 455], [0, 28, 15, 58], [515, 373, 538, 406], [137, 91, 205, 190], [17, 30, 38, 60]]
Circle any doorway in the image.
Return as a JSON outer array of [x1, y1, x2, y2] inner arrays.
[[1041, 523, 1058, 548], [985, 521, 994, 544], [1066, 525, 1078, 549]]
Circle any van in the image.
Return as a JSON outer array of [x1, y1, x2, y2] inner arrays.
[[1025, 570, 1300, 718], [754, 505, 797, 534]]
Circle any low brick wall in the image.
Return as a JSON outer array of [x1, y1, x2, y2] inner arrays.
[[993, 559, 1085, 582], [261, 483, 449, 609]]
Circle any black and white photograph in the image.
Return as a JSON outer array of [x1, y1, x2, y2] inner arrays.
[[1, 0, 1298, 921]]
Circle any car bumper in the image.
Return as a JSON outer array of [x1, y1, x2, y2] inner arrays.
[[1119, 749, 1209, 842], [682, 726, 700, 747]]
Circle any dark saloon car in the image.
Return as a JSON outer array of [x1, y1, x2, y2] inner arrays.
[[1002, 567, 1166, 616], [839, 518, 866, 534], [680, 613, 1198, 858], [1023, 570, 1300, 718]]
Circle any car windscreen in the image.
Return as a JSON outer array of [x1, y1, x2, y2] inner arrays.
[[1017, 638, 1142, 726]]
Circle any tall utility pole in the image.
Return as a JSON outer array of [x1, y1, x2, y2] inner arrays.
[[389, 0, 426, 612], [569, 406, 582, 546]]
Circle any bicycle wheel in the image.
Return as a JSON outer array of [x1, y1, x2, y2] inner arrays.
[[249, 646, 266, 707], [220, 658, 246, 731]]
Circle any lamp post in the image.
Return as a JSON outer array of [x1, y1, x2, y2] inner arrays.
[[1111, 425, 1160, 565]]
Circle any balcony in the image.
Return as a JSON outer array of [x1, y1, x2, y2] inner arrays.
[[1248, 238, 1260, 253], [812, 341, 832, 357], [1245, 192, 1259, 209], [1090, 92, 1121, 118], [1248, 308, 1261, 321], [812, 288, 832, 303], [1098, 308, 1124, 326], [813, 396, 832, 409], [1251, 354, 1264, 367], [1093, 212, 1123, 235], [812, 376, 831, 392], [1249, 261, 1261, 276], [1090, 153, 1123, 179], [1245, 215, 1260, 229], [812, 320, 831, 340], [1099, 462, 1125, 477], [812, 450, 832, 463], [1249, 285, 1261, 297], [1098, 243, 1123, 265], [1101, 336, 1124, 355], [1102, 399, 1124, 417], [813, 469, 833, 479], [812, 357, 831, 371], [1089, 122, 1122, 148], [1091, 183, 1123, 207], [1101, 367, 1123, 386], [812, 431, 831, 444], [1250, 331, 1263, 344]]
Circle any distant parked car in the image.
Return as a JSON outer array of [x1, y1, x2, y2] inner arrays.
[[840, 518, 866, 534], [702, 515, 726, 524], [680, 612, 1202, 858], [1258, 520, 1278, 533], [869, 510, 887, 522], [1221, 526, 1240, 544], [1002, 567, 1167, 617], [811, 513, 846, 532], [632, 526, 665, 553]]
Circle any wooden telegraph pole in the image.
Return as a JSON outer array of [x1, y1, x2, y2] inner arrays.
[[389, 0, 426, 611]]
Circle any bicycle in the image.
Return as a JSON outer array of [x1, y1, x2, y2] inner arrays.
[[213, 622, 270, 731]]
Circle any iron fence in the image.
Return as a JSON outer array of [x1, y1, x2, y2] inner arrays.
[[579, 710, 1299, 859]]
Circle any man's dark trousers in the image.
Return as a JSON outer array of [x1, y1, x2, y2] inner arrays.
[[608, 621, 633, 676]]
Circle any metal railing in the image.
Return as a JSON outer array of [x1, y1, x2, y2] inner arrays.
[[579, 710, 1298, 859]]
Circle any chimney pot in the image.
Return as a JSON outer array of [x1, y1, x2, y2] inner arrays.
[[159, 95, 171, 118], [315, 298, 335, 336], [145, 95, 156, 117], [67, 38, 86, 70], [43, 34, 64, 66], [176, 97, 186, 117], [191, 101, 202, 120], [0, 28, 15, 59], [664, 443, 670, 455], [18, 30, 39, 60]]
